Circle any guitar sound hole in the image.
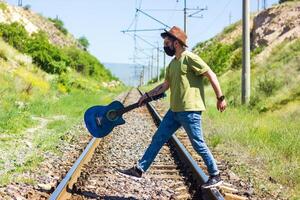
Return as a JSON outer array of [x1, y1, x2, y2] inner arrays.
[[107, 110, 118, 121]]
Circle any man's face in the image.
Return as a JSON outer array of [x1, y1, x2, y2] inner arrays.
[[163, 36, 176, 56], [163, 37, 175, 49]]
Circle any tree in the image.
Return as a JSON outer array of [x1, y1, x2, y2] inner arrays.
[[78, 36, 90, 49], [279, 0, 295, 3]]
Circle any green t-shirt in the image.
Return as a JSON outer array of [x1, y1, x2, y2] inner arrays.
[[165, 50, 210, 112]]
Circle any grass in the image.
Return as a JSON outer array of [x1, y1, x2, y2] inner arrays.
[[201, 40, 300, 199], [203, 102, 300, 198], [0, 155, 43, 186]]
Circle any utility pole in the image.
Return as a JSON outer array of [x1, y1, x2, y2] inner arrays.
[[151, 51, 154, 82], [257, 0, 260, 12], [184, 0, 187, 33], [263, 0, 267, 10], [182, 0, 207, 33], [140, 65, 145, 86], [18, 0, 22, 6], [157, 46, 160, 82], [163, 52, 166, 79], [242, 0, 251, 104], [229, 12, 232, 25], [148, 61, 151, 83]]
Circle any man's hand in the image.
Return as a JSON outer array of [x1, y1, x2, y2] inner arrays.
[[138, 81, 169, 107], [138, 93, 148, 106], [217, 99, 227, 112]]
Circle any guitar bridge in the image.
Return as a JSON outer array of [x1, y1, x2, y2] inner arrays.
[[96, 117, 102, 127]]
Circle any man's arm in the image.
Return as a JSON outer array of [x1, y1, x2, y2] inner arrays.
[[203, 69, 227, 112], [138, 81, 169, 106]]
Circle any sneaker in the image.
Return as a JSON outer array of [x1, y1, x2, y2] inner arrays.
[[117, 166, 143, 179], [201, 174, 223, 189]]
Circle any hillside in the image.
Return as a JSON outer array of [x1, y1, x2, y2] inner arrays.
[[0, 0, 77, 47]]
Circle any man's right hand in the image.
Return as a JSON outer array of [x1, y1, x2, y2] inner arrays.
[[138, 93, 148, 106], [138, 81, 169, 106]]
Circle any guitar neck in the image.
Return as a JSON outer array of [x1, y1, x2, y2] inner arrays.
[[118, 102, 139, 115], [117, 94, 162, 115]]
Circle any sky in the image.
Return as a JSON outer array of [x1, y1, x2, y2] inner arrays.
[[5, 0, 279, 85]]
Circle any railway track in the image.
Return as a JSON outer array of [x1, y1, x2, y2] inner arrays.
[[49, 88, 247, 200]]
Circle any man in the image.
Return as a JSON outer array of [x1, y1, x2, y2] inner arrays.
[[118, 26, 227, 188]]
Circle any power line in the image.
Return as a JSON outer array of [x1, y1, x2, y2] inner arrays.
[[191, 0, 232, 38], [136, 8, 171, 28], [126, 8, 139, 31], [143, 9, 182, 12], [121, 28, 165, 33]]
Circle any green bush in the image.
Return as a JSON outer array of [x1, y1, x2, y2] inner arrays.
[[229, 48, 242, 69], [232, 36, 242, 50], [0, 23, 68, 74], [225, 79, 241, 106], [26, 32, 69, 74], [196, 40, 233, 75], [23, 4, 31, 10], [194, 35, 243, 75], [78, 36, 89, 49], [251, 45, 265, 57], [0, 23, 29, 52], [257, 75, 280, 96], [48, 18, 68, 35], [0, 48, 7, 61], [0, 22, 115, 83], [0, 2, 7, 11], [63, 47, 112, 80], [279, 0, 298, 3]]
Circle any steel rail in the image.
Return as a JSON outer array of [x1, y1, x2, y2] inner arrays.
[[138, 88, 224, 200], [49, 137, 100, 200], [49, 90, 132, 200]]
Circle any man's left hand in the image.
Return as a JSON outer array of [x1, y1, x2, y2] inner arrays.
[[217, 99, 227, 112]]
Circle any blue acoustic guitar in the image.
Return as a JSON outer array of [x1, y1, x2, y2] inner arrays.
[[84, 92, 166, 138]]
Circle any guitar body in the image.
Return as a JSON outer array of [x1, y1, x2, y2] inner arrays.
[[84, 101, 126, 138], [84, 92, 166, 138]]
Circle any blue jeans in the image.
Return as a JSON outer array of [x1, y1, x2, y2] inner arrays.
[[137, 109, 219, 176]]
